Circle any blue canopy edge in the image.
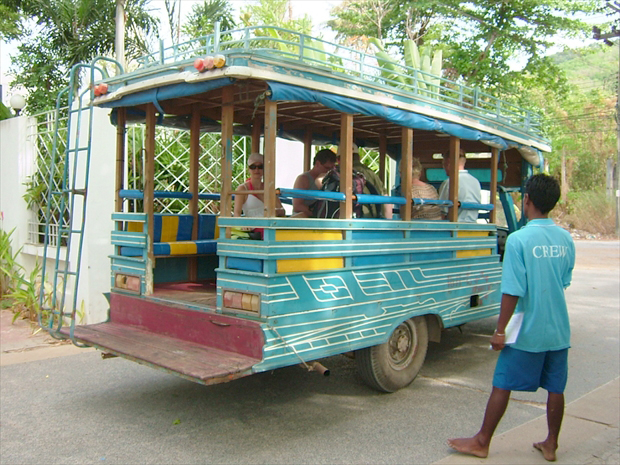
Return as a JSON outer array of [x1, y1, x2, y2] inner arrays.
[[266, 81, 527, 156], [98, 78, 235, 109]]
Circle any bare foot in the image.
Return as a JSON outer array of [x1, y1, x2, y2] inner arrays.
[[447, 437, 489, 458], [533, 441, 557, 462]]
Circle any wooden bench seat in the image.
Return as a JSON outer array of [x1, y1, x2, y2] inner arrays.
[[120, 213, 218, 257]]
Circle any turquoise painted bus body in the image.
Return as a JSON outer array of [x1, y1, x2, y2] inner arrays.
[[40, 25, 547, 391]]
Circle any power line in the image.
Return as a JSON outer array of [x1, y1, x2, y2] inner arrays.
[[545, 110, 615, 121], [553, 128, 616, 135]]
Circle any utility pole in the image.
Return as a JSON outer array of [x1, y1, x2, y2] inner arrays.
[[593, 1, 620, 236], [115, 0, 126, 70]]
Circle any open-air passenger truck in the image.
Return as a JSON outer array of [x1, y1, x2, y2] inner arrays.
[[40, 26, 551, 392]]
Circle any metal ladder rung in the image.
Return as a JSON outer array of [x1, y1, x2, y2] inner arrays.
[[55, 269, 78, 277], [57, 188, 86, 196], [58, 228, 85, 235], [68, 106, 88, 115], [39, 62, 97, 342]]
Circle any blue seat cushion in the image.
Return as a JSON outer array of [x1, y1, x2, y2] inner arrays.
[[119, 246, 143, 257], [198, 214, 217, 240]]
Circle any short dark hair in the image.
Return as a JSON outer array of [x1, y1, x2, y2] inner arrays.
[[314, 149, 337, 165], [525, 173, 561, 214]]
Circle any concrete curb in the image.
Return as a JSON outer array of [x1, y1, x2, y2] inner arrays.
[[434, 378, 620, 464]]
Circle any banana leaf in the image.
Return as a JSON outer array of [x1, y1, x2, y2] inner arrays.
[[260, 27, 291, 54], [403, 39, 420, 70], [303, 38, 327, 64], [368, 37, 385, 52], [429, 49, 443, 97], [375, 50, 408, 87], [420, 54, 432, 96]]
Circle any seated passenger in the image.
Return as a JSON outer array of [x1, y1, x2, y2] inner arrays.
[[411, 157, 442, 220], [234, 153, 285, 218], [292, 149, 337, 218], [438, 150, 482, 222], [340, 144, 392, 219]]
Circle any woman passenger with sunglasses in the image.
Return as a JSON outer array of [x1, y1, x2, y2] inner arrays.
[[233, 153, 285, 219]]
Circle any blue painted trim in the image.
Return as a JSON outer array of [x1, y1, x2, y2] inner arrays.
[[267, 81, 511, 152], [99, 78, 235, 108]]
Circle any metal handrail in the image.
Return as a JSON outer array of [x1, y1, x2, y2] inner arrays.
[[129, 25, 543, 137]]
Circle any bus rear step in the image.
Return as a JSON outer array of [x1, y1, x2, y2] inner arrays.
[[60, 322, 261, 385]]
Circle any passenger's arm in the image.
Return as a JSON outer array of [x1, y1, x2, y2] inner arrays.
[[292, 174, 313, 217], [383, 203, 393, 219], [233, 183, 247, 217], [275, 196, 286, 217]]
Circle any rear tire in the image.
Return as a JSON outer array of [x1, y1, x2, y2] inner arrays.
[[356, 316, 429, 392]]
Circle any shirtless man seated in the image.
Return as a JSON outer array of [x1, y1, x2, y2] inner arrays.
[[292, 149, 337, 218]]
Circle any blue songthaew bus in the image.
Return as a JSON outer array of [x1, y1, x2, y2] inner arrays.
[[39, 25, 549, 392]]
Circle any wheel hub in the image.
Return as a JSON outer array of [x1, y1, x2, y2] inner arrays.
[[388, 322, 417, 369]]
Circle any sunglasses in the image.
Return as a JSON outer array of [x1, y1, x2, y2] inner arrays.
[[248, 164, 264, 170]]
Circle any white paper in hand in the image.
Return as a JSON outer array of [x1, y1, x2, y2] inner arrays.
[[505, 312, 524, 345]]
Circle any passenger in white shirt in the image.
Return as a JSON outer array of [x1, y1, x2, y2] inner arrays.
[[438, 150, 482, 222]]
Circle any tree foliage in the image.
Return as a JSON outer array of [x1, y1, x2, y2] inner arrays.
[[182, 0, 237, 40], [0, 1, 24, 40], [8, 0, 159, 114], [328, 0, 600, 96], [240, 0, 312, 35]]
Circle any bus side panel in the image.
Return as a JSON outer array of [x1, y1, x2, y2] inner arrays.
[[251, 256, 501, 373]]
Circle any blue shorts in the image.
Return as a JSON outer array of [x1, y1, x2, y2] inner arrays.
[[493, 346, 568, 393]]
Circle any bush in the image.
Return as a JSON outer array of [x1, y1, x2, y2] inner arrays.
[[552, 189, 616, 236]]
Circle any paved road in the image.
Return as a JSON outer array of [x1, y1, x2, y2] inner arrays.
[[1, 240, 618, 464]]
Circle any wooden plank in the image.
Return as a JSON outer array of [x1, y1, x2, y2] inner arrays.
[[264, 99, 277, 217], [448, 136, 460, 222], [64, 323, 259, 384], [490, 147, 498, 224], [189, 104, 200, 282], [340, 113, 353, 219], [144, 104, 156, 294], [379, 133, 387, 186], [251, 117, 262, 153], [401, 127, 413, 221], [220, 87, 234, 228]]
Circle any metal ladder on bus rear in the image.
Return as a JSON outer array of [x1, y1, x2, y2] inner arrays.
[[38, 58, 123, 343]]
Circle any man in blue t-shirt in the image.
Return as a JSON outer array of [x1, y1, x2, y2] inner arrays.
[[448, 174, 575, 462]]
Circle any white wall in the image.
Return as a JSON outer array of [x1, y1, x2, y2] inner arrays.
[[1, 115, 36, 262], [74, 107, 116, 323], [0, 109, 115, 324], [275, 139, 305, 215]]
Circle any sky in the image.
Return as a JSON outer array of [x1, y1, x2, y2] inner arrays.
[[0, 0, 342, 107], [1, 1, 612, 109]]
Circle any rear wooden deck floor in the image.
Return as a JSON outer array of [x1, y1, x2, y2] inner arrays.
[[61, 322, 260, 384], [152, 280, 218, 307]]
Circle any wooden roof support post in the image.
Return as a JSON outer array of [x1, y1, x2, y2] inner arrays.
[[401, 127, 413, 221], [490, 147, 499, 224], [448, 136, 460, 222], [303, 129, 312, 173], [379, 133, 387, 187], [220, 87, 234, 224], [144, 103, 156, 294], [264, 99, 277, 217], [340, 113, 354, 219], [189, 104, 200, 232], [115, 107, 126, 213], [188, 104, 201, 282], [251, 118, 262, 154]]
